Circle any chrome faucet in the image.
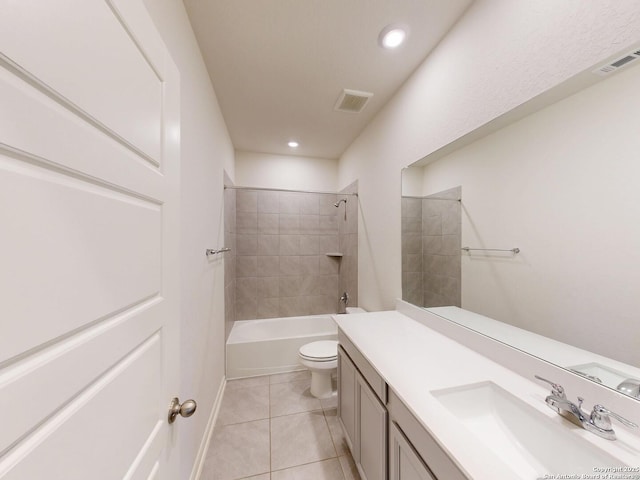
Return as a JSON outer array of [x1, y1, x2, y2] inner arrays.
[[535, 375, 638, 440], [617, 379, 640, 399], [338, 291, 349, 314]]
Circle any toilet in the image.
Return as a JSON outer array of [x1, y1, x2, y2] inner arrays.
[[298, 307, 367, 398], [298, 340, 338, 399]]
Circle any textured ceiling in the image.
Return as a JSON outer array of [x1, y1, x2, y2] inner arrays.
[[183, 0, 473, 159]]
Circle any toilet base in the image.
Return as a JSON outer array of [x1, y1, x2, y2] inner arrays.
[[310, 371, 334, 399], [299, 357, 337, 399]]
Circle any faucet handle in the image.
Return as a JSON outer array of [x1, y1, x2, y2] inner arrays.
[[591, 405, 638, 430], [534, 375, 566, 398]]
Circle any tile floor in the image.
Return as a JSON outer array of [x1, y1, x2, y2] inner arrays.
[[201, 370, 361, 480]]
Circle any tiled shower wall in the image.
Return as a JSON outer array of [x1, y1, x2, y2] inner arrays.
[[401, 196, 423, 306], [225, 186, 358, 321], [338, 181, 358, 311], [224, 173, 236, 340], [402, 186, 461, 308]]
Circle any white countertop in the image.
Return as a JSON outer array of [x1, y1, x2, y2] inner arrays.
[[335, 310, 640, 480]]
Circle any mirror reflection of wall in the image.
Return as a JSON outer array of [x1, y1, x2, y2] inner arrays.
[[401, 59, 640, 372]]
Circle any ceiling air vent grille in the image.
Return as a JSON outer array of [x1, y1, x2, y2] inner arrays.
[[334, 89, 373, 113], [593, 49, 640, 76]]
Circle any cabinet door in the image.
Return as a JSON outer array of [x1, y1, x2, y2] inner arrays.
[[389, 421, 436, 480], [357, 372, 387, 480], [338, 346, 357, 455]]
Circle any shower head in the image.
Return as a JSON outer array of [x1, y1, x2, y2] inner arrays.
[[334, 198, 348, 207]]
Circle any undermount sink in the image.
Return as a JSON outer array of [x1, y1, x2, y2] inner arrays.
[[432, 381, 627, 479]]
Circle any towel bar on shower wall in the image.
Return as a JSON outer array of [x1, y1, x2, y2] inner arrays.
[[206, 247, 231, 257], [461, 247, 520, 254]]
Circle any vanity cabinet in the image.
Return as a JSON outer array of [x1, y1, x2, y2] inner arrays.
[[337, 345, 357, 452], [356, 370, 387, 480], [338, 340, 387, 480], [388, 390, 466, 480], [338, 327, 467, 480], [389, 421, 436, 480]]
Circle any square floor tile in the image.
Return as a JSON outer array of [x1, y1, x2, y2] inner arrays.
[[320, 391, 337, 410], [203, 419, 270, 480], [270, 379, 321, 417], [271, 410, 337, 470], [271, 458, 345, 480], [218, 384, 269, 425], [270, 370, 310, 384], [226, 376, 270, 391]]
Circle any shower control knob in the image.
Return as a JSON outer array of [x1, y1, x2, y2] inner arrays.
[[168, 397, 197, 424]]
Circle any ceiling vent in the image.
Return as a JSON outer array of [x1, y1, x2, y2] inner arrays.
[[593, 49, 640, 76], [334, 89, 373, 113]]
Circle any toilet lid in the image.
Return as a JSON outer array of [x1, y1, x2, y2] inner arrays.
[[299, 340, 338, 360]]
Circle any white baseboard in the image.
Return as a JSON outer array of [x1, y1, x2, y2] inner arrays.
[[190, 376, 226, 480]]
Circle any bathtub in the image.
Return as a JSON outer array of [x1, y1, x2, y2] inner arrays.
[[226, 315, 338, 379]]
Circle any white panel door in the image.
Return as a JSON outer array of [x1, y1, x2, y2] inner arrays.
[[0, 0, 181, 478]]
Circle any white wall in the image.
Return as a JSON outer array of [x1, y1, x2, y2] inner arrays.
[[144, 1, 234, 478], [236, 150, 338, 192], [338, 0, 640, 312], [401, 166, 423, 198]]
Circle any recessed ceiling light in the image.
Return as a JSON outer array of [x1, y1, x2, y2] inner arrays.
[[378, 24, 408, 49], [288, 141, 299, 148]]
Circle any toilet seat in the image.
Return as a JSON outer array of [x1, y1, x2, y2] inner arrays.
[[298, 340, 338, 362]]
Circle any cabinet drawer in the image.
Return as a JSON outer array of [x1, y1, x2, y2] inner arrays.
[[388, 389, 467, 480], [338, 329, 387, 403]]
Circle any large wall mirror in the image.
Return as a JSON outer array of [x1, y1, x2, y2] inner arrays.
[[401, 53, 640, 400]]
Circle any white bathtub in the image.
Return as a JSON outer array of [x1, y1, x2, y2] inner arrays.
[[226, 315, 338, 379]]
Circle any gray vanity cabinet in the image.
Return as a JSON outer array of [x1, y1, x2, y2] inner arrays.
[[338, 345, 357, 452], [338, 327, 468, 480], [338, 343, 387, 480], [389, 421, 436, 480], [356, 371, 387, 480], [388, 390, 467, 480]]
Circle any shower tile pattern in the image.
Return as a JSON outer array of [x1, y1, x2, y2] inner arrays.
[[233, 189, 356, 320], [201, 372, 360, 480], [422, 187, 461, 307], [338, 181, 358, 311], [402, 186, 461, 308], [224, 173, 237, 339], [401, 197, 423, 306]]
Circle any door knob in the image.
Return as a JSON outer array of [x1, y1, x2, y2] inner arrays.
[[168, 397, 197, 424]]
